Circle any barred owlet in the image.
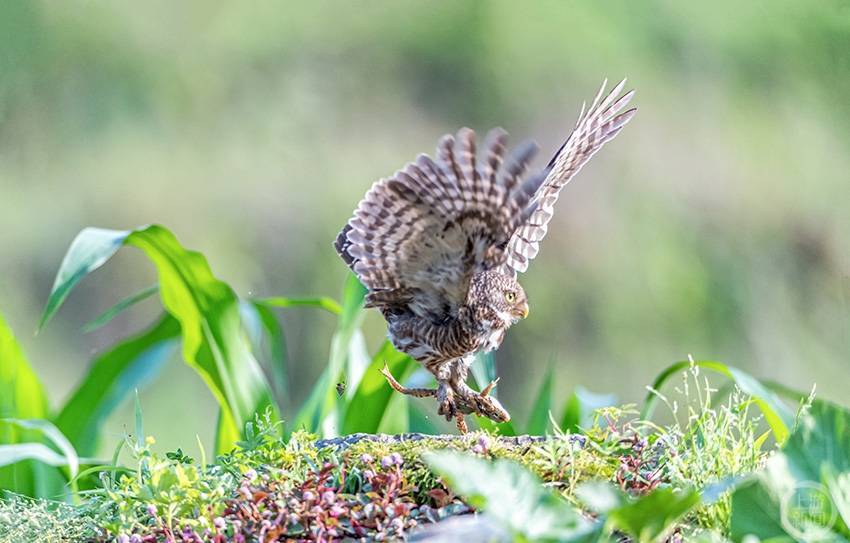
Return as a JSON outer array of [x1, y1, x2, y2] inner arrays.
[[335, 79, 636, 432]]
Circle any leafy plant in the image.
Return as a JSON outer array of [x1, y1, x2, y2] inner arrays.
[[731, 398, 850, 541], [40, 225, 280, 453], [425, 450, 601, 542]]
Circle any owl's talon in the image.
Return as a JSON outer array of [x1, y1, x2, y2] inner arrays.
[[437, 383, 457, 421], [455, 413, 469, 434], [438, 398, 457, 421]]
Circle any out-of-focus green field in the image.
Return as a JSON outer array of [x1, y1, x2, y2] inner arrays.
[[1, 1, 848, 455]]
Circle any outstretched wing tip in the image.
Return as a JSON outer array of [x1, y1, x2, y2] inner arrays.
[[502, 78, 636, 276]]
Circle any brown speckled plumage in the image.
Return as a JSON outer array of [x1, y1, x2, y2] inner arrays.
[[335, 80, 636, 430]]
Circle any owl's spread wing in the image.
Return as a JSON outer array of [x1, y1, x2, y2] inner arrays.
[[501, 79, 637, 276], [335, 128, 546, 321]]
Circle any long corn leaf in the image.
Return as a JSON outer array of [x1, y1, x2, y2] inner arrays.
[[0, 311, 56, 497], [55, 314, 180, 455], [40, 226, 279, 454]]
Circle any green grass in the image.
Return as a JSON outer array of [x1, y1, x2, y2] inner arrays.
[[1, 224, 847, 541]]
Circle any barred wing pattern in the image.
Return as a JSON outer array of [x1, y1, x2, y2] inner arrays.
[[501, 79, 637, 276], [335, 128, 546, 321]]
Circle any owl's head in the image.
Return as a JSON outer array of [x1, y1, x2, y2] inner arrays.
[[469, 271, 529, 325]]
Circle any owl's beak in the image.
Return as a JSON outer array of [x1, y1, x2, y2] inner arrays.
[[515, 302, 529, 319]]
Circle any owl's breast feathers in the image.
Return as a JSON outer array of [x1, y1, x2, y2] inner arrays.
[[385, 302, 509, 368]]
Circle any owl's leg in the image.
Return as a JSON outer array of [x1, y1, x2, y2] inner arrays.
[[436, 380, 457, 421], [432, 363, 458, 421]]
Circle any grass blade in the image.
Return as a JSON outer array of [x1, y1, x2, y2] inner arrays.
[[246, 302, 289, 411], [82, 284, 159, 333], [0, 419, 79, 479], [55, 314, 180, 456], [526, 365, 554, 435], [0, 444, 74, 470], [134, 390, 144, 449], [561, 386, 618, 433], [341, 340, 415, 434], [475, 415, 517, 436], [255, 296, 342, 315], [642, 360, 795, 444], [291, 274, 366, 436], [470, 351, 497, 399]]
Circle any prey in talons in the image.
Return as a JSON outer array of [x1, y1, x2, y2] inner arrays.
[[379, 363, 510, 434]]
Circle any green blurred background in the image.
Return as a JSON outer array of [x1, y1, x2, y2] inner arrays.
[[1, 1, 848, 455]]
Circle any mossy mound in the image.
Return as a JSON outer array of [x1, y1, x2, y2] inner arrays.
[[1, 390, 770, 542]]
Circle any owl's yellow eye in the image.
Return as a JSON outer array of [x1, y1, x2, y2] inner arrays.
[[504, 291, 516, 303]]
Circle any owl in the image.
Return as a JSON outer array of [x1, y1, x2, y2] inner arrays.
[[335, 79, 636, 432]]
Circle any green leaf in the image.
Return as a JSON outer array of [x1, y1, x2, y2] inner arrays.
[[245, 302, 289, 410], [291, 274, 366, 436], [134, 390, 144, 449], [474, 416, 517, 436], [0, 419, 79, 479], [0, 313, 48, 422], [526, 365, 554, 435], [341, 340, 415, 434], [425, 451, 600, 542], [0, 311, 54, 496], [469, 351, 497, 399], [255, 296, 342, 315], [607, 487, 701, 542], [41, 225, 279, 453], [82, 284, 159, 333], [0, 443, 75, 470], [561, 386, 618, 433], [55, 314, 180, 455], [39, 228, 130, 331], [731, 399, 850, 541], [642, 360, 795, 444]]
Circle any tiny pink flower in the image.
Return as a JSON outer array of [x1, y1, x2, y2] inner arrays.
[[302, 490, 316, 502], [390, 452, 403, 465]]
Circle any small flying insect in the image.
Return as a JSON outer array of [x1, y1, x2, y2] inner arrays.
[[335, 381, 346, 397]]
